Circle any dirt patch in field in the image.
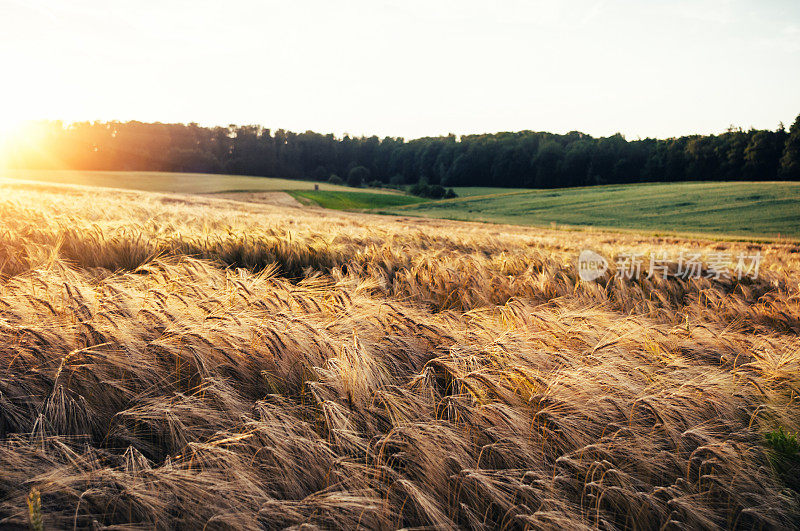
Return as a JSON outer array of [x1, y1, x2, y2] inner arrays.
[[201, 191, 306, 208]]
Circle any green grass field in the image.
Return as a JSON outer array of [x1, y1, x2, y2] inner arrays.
[[0, 169, 403, 195], [451, 186, 532, 197], [290, 190, 429, 210], [388, 182, 800, 239]]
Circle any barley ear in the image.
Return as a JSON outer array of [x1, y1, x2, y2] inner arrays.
[[27, 487, 43, 531]]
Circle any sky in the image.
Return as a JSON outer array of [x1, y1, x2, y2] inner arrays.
[[1, 0, 799, 140]]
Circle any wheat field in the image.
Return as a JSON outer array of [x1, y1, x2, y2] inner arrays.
[[0, 179, 799, 529]]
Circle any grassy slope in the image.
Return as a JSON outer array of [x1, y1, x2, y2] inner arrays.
[[392, 181, 800, 238], [290, 190, 429, 210], [0, 168, 401, 195]]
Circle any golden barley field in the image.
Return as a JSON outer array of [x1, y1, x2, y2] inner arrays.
[[1, 179, 799, 530]]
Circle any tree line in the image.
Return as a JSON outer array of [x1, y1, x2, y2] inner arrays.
[[5, 115, 800, 188]]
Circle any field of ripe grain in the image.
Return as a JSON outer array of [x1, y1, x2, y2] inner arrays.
[[1, 179, 799, 529]]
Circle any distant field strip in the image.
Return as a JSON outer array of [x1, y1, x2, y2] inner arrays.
[[0, 169, 400, 195], [3, 171, 798, 238], [450, 186, 533, 197], [392, 181, 800, 238], [290, 190, 429, 209]]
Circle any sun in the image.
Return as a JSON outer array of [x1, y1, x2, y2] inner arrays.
[[0, 114, 44, 168], [0, 113, 28, 143], [0, 115, 30, 162], [0, 121, 19, 168]]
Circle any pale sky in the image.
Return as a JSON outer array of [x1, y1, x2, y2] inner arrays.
[[1, 0, 799, 140]]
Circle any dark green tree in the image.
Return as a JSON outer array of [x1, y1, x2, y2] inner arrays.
[[780, 114, 800, 179], [533, 141, 564, 187], [347, 165, 369, 187], [744, 130, 782, 181], [312, 165, 328, 181]]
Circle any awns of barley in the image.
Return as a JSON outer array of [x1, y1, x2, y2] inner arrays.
[[0, 182, 798, 528]]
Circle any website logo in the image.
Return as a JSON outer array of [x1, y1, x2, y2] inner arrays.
[[578, 249, 608, 281]]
